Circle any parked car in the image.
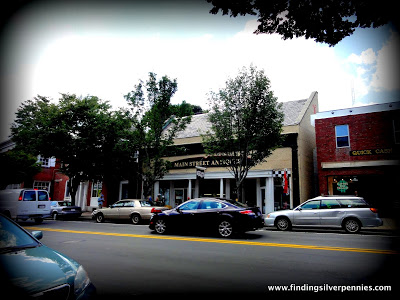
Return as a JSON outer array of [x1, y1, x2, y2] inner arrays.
[[149, 198, 264, 238], [92, 199, 168, 224], [0, 213, 96, 299], [0, 189, 51, 224], [264, 196, 382, 233], [50, 201, 82, 220]]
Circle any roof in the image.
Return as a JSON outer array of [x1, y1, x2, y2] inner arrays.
[[170, 98, 310, 139]]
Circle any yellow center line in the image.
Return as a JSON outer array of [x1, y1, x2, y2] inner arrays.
[[28, 227, 399, 255]]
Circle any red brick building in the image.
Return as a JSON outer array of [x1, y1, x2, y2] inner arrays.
[[314, 102, 400, 216]]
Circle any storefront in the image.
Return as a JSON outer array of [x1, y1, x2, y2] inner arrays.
[[145, 91, 319, 214], [315, 102, 400, 217]]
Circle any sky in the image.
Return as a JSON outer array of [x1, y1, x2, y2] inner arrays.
[[1, 0, 399, 141]]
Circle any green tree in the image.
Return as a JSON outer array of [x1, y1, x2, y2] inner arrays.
[[124, 72, 191, 198], [202, 65, 284, 202], [207, 0, 396, 46], [0, 149, 41, 189], [11, 94, 133, 205]]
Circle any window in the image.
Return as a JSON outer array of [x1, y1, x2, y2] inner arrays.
[[64, 181, 71, 199], [38, 191, 49, 201], [33, 181, 50, 191], [92, 181, 102, 197], [178, 201, 200, 210], [335, 125, 350, 148], [23, 191, 36, 201], [300, 200, 320, 210], [199, 200, 226, 209], [338, 199, 368, 208], [320, 199, 341, 209]]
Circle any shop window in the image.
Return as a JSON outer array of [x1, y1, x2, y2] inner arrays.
[[335, 125, 350, 148], [92, 181, 102, 197], [33, 181, 50, 191]]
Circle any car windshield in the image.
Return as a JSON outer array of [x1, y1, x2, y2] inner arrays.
[[140, 201, 154, 207], [0, 215, 39, 253], [59, 201, 72, 207], [222, 199, 248, 208]]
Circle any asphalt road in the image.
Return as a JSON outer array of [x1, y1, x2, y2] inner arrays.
[[23, 219, 400, 297]]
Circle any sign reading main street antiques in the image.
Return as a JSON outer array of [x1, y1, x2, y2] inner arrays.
[[171, 156, 252, 169], [350, 148, 393, 156]]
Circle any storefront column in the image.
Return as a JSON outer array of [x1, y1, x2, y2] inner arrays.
[[256, 178, 261, 209], [220, 178, 224, 198], [169, 181, 175, 207], [265, 177, 274, 213], [154, 181, 159, 201], [194, 179, 199, 198], [226, 179, 230, 199], [188, 179, 192, 199]]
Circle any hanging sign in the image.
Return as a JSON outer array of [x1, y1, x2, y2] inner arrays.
[[337, 179, 349, 193]]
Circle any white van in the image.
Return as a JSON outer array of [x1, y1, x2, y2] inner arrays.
[[0, 189, 51, 223]]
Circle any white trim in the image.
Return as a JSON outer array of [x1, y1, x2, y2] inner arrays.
[[321, 160, 400, 169], [160, 169, 274, 181], [313, 101, 400, 121]]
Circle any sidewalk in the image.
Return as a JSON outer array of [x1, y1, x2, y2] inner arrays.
[[79, 211, 399, 232]]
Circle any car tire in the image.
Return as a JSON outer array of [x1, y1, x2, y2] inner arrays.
[[131, 214, 141, 225], [95, 213, 105, 223], [275, 217, 292, 231], [217, 219, 234, 238], [154, 219, 167, 234], [52, 212, 58, 220], [343, 218, 361, 233]]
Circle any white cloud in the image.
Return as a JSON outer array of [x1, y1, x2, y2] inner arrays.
[[371, 30, 400, 91]]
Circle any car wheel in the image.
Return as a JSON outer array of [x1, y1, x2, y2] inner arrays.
[[218, 219, 233, 238], [131, 214, 141, 225], [52, 212, 58, 220], [95, 213, 105, 223], [276, 217, 291, 231], [343, 218, 361, 233], [154, 219, 167, 234]]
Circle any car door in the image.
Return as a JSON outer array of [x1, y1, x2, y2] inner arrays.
[[20, 190, 37, 216], [319, 199, 343, 226], [172, 200, 200, 230], [293, 200, 321, 225], [196, 200, 224, 230], [120, 201, 138, 220], [37, 190, 51, 217], [106, 201, 125, 219]]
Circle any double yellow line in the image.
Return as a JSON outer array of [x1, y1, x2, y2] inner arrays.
[[29, 227, 399, 255]]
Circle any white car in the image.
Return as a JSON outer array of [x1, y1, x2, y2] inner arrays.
[[92, 199, 168, 224], [264, 196, 382, 233]]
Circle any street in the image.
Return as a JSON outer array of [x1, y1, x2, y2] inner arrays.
[[24, 219, 400, 297]]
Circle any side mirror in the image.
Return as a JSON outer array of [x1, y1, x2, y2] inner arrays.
[[32, 231, 43, 240]]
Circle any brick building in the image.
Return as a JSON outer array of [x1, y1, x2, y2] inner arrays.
[[314, 102, 400, 216]]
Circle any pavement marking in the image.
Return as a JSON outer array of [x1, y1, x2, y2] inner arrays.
[[28, 227, 399, 255]]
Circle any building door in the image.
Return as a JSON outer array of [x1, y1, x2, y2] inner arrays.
[[175, 188, 185, 206]]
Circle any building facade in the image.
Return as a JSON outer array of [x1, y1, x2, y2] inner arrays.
[[314, 102, 400, 216], [144, 91, 319, 214]]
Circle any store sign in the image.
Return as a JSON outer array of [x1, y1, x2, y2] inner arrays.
[[337, 179, 349, 193], [350, 148, 393, 156], [171, 156, 252, 169]]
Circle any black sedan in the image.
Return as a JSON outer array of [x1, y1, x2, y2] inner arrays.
[[149, 198, 264, 238]]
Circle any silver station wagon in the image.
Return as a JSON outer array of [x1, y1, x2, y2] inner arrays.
[[264, 196, 382, 233]]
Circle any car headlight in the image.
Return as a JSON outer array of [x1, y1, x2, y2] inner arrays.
[[74, 265, 91, 296]]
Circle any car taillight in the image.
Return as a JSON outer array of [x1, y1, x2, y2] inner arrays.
[[151, 208, 162, 213], [370, 207, 378, 213], [240, 210, 255, 215], [18, 195, 22, 201]]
